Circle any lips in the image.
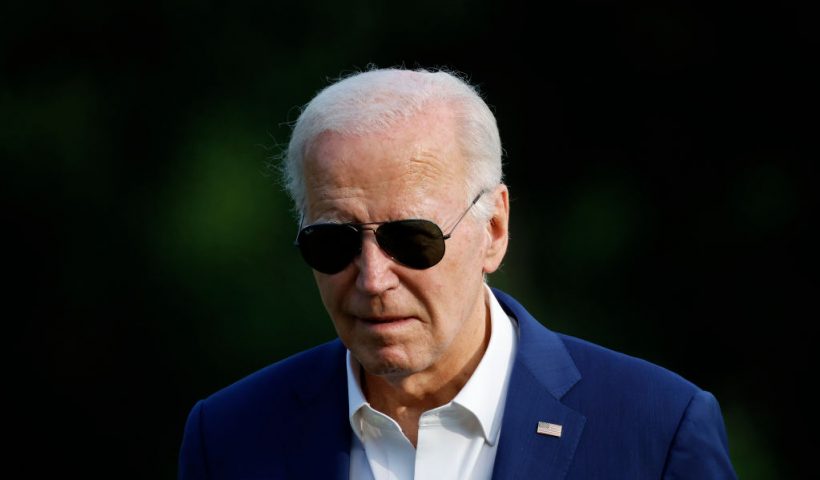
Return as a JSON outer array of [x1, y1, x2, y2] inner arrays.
[[355, 316, 416, 331], [360, 316, 409, 324], [357, 316, 412, 325]]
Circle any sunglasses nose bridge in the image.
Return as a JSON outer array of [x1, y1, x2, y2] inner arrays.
[[357, 225, 386, 252], [354, 226, 400, 295], [357, 226, 386, 256]]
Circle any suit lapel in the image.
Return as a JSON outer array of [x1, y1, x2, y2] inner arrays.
[[286, 341, 352, 480], [491, 364, 586, 479], [491, 289, 586, 480]]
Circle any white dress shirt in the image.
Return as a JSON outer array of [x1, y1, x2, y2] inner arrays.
[[346, 286, 518, 480]]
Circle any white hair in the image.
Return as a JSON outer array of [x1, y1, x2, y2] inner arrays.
[[281, 67, 503, 221]]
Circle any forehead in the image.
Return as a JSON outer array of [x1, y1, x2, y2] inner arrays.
[[303, 110, 467, 221]]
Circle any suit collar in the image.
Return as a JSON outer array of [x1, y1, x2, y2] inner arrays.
[[491, 288, 586, 480], [491, 288, 581, 399]]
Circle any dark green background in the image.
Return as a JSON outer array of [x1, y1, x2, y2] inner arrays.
[[5, 0, 816, 477]]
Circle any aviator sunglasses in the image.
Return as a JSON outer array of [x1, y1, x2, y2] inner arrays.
[[295, 192, 485, 274]]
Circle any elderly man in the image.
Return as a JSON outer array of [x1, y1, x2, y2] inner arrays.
[[179, 68, 736, 479]]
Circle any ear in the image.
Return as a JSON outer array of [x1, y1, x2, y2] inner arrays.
[[482, 184, 510, 274]]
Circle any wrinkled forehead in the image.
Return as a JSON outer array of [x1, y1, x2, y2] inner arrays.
[[302, 112, 468, 221]]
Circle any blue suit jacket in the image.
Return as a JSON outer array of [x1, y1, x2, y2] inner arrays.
[[180, 289, 736, 479]]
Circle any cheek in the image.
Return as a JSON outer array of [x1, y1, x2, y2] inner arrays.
[[314, 275, 356, 342], [424, 240, 484, 316], [442, 234, 487, 305], [314, 273, 348, 314], [445, 230, 486, 278]]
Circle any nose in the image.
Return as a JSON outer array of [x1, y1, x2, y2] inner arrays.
[[354, 231, 399, 295]]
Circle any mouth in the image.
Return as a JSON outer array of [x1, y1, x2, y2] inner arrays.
[[356, 316, 416, 330], [362, 315, 406, 322]]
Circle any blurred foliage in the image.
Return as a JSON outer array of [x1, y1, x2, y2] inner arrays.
[[725, 404, 778, 480], [5, 0, 816, 477]]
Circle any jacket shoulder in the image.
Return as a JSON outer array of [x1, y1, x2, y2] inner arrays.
[[180, 341, 350, 478], [557, 332, 704, 458], [203, 339, 346, 417], [555, 334, 735, 478], [558, 332, 699, 399]]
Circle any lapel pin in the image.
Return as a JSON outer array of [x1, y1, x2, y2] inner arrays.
[[536, 421, 563, 438]]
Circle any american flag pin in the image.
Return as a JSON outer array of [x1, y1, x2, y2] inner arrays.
[[536, 421, 563, 438]]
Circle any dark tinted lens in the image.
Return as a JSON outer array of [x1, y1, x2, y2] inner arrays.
[[376, 220, 446, 269], [297, 224, 361, 274]]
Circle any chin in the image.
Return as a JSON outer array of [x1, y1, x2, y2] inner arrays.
[[364, 363, 412, 378], [357, 348, 422, 378]]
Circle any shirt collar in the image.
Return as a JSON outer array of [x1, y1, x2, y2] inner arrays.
[[345, 285, 518, 445], [451, 285, 517, 445], [346, 350, 369, 439]]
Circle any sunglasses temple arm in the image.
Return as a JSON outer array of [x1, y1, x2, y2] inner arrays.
[[443, 191, 485, 239]]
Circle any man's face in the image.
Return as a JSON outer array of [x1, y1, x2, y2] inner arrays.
[[302, 108, 498, 380]]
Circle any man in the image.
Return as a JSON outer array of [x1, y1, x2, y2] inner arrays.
[[179, 68, 736, 479]]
